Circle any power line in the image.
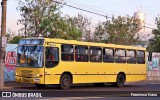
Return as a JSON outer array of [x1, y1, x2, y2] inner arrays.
[[101, 0, 159, 17], [65, 0, 121, 17], [66, 0, 157, 26], [53, 0, 157, 30], [12, 0, 157, 30], [65, 0, 158, 26], [53, 0, 111, 18], [145, 26, 157, 30]]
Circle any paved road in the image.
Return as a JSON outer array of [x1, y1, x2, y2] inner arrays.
[[0, 81, 160, 100]]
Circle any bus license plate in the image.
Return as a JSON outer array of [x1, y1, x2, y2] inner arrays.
[[22, 78, 30, 83]]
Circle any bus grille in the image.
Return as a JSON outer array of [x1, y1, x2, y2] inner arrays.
[[21, 73, 33, 78], [22, 78, 31, 83], [21, 70, 33, 73], [21, 70, 33, 78]]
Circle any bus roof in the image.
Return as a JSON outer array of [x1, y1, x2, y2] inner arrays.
[[23, 37, 146, 50], [44, 38, 146, 50]]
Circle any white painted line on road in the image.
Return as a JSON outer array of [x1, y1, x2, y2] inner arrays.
[[150, 83, 157, 84], [36, 96, 107, 100]]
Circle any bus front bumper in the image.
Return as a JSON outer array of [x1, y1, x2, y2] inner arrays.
[[15, 76, 44, 84]]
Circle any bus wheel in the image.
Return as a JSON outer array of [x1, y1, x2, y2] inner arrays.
[[94, 83, 104, 86], [115, 74, 125, 88], [60, 74, 72, 90], [35, 84, 46, 88]]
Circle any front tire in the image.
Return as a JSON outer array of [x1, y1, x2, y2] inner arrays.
[[59, 74, 72, 90]]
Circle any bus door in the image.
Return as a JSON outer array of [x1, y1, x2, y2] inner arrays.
[[44, 46, 60, 84]]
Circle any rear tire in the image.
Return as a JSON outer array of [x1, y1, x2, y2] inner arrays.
[[59, 74, 72, 90], [111, 74, 125, 87]]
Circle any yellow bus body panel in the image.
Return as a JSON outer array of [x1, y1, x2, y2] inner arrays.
[[16, 38, 147, 85]]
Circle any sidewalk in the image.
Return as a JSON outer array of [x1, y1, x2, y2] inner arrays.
[[126, 80, 160, 85], [0, 81, 35, 89], [4, 81, 35, 88]]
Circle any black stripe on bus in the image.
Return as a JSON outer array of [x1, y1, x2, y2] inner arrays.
[[55, 74, 146, 76], [45, 74, 51, 75]]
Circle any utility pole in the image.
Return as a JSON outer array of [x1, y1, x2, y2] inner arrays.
[[0, 0, 7, 87]]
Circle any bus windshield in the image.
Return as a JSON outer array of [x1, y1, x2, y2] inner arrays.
[[17, 45, 44, 68]]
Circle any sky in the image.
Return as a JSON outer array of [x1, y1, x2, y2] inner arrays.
[[0, 0, 160, 37]]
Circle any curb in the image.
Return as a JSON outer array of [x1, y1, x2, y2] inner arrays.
[[0, 86, 14, 90]]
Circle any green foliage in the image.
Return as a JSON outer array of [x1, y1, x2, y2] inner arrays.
[[9, 36, 23, 44], [94, 16, 142, 45], [17, 0, 82, 40], [147, 17, 160, 52], [6, 29, 16, 42], [70, 14, 93, 41], [17, 1, 142, 44]]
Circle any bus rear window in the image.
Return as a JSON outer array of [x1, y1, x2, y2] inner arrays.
[[137, 50, 145, 64]]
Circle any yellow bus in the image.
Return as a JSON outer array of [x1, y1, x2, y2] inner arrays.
[[15, 38, 146, 89]]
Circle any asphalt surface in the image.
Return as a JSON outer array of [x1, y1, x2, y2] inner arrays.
[[0, 80, 160, 100]]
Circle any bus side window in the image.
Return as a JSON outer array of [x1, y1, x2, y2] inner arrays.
[[75, 45, 88, 62], [45, 47, 59, 68], [61, 44, 74, 61], [103, 48, 114, 63], [90, 47, 102, 62], [115, 49, 126, 63], [126, 50, 136, 64], [137, 50, 145, 64]]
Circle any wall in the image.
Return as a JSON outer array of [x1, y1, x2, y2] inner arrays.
[[4, 44, 17, 81], [147, 53, 160, 80]]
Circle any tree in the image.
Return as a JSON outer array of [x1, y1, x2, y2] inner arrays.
[[17, 0, 82, 40], [147, 16, 160, 52], [69, 14, 93, 41], [94, 16, 142, 45], [6, 29, 16, 42], [9, 36, 23, 44]]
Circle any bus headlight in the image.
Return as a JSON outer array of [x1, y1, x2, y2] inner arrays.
[[36, 74, 43, 77], [15, 73, 19, 76]]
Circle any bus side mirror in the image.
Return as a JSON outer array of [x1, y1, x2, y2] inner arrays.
[[148, 52, 152, 61]]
